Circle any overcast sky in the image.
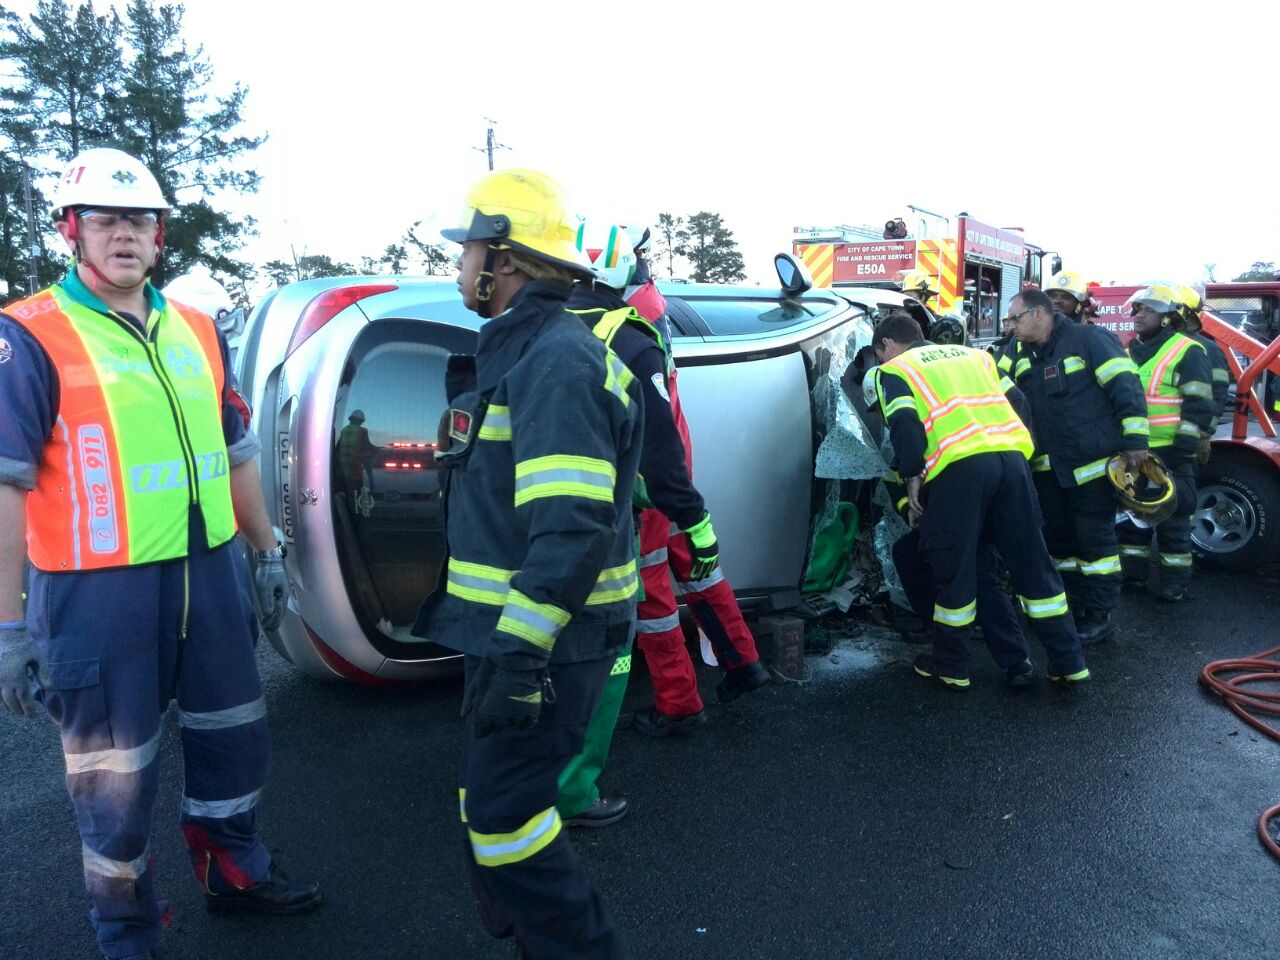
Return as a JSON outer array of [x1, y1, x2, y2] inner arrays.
[[14, 0, 1280, 291]]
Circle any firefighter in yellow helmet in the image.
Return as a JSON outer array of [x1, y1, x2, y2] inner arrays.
[[1045, 271, 1122, 347], [900, 269, 941, 312], [1176, 285, 1232, 444], [1119, 283, 1214, 600], [413, 169, 636, 959]]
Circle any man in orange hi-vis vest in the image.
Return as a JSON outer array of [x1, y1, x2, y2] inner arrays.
[[872, 312, 1089, 690], [0, 148, 320, 960]]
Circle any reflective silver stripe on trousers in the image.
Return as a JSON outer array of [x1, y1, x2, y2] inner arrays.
[[639, 547, 668, 569], [674, 568, 726, 595], [182, 788, 262, 819], [83, 843, 149, 880], [638, 612, 681, 634], [178, 696, 267, 730], [65, 730, 162, 776]]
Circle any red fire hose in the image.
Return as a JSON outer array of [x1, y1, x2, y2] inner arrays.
[[1199, 646, 1280, 860]]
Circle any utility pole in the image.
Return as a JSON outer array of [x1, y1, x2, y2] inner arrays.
[[474, 118, 509, 171], [22, 162, 39, 296]]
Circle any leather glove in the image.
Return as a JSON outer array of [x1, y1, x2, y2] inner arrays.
[[1195, 435, 1213, 466], [252, 544, 288, 633], [0, 622, 51, 718], [683, 512, 720, 582], [461, 657, 553, 738]]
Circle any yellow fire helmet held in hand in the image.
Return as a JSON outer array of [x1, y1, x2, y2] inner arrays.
[[1107, 453, 1178, 525]]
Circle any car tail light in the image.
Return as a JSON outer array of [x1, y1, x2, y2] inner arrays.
[[285, 284, 398, 359]]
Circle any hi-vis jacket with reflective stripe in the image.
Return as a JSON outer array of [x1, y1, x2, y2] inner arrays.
[[3, 277, 237, 571], [1128, 327, 1213, 457], [878, 342, 1033, 482], [412, 283, 643, 665], [1010, 314, 1149, 488]]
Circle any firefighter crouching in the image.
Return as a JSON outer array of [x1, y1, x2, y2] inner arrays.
[[411, 170, 636, 959], [872, 313, 1089, 688], [0, 148, 319, 960], [1119, 284, 1214, 601], [1006, 289, 1150, 645]]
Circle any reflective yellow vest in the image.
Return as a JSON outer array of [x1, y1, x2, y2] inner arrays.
[[6, 284, 236, 571], [1134, 333, 1198, 448], [881, 344, 1033, 482]]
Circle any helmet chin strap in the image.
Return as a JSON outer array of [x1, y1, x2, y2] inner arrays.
[[66, 209, 165, 295], [473, 244, 500, 319]]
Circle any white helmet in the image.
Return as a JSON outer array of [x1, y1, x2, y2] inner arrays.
[[50, 148, 169, 218], [862, 366, 882, 411], [164, 269, 241, 334], [575, 222, 638, 290]]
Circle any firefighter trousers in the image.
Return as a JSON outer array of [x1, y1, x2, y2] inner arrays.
[[556, 640, 632, 819], [917, 452, 1086, 679], [1118, 459, 1197, 590], [1034, 473, 1123, 614], [28, 541, 272, 960], [460, 655, 627, 960], [633, 507, 760, 717], [892, 529, 1030, 670]]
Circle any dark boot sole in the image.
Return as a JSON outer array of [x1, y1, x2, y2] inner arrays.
[[205, 891, 323, 916]]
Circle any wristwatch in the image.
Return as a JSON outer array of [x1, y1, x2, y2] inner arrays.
[[254, 542, 286, 561]]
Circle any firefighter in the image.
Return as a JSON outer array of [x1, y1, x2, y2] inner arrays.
[[1006, 289, 1150, 645], [900, 269, 941, 313], [0, 148, 320, 960], [872, 313, 1089, 687], [1176, 285, 1232, 445], [864, 366, 1037, 685], [411, 169, 635, 960], [336, 408, 377, 497], [568, 223, 768, 745], [1119, 284, 1214, 601], [1046, 271, 1122, 347]]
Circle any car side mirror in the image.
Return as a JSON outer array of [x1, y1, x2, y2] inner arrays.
[[1051, 255, 1063, 275], [775, 253, 813, 295]]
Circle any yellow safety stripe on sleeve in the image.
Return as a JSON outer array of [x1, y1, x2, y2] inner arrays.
[[1031, 454, 1052, 473], [585, 559, 638, 605], [1122, 417, 1149, 437], [1213, 369, 1230, 383], [1072, 456, 1109, 485], [1078, 555, 1122, 576], [883, 396, 916, 417], [514, 455, 616, 507], [496, 589, 571, 652], [997, 353, 1012, 374], [459, 788, 468, 824], [447, 558, 517, 605], [1062, 356, 1086, 375], [1014, 358, 1031, 379], [1020, 592, 1070, 619], [933, 600, 976, 627], [1180, 380, 1212, 399], [1120, 544, 1151, 558], [603, 350, 635, 409], [1160, 553, 1193, 568], [999, 375, 1016, 393], [469, 806, 562, 867], [1096, 356, 1138, 385], [1053, 557, 1080, 573], [477, 404, 512, 441]]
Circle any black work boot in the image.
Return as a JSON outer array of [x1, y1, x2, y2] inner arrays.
[[632, 706, 706, 737], [1076, 609, 1117, 647], [1006, 659, 1036, 689], [565, 796, 630, 828], [1156, 580, 1189, 602], [912, 654, 970, 690], [205, 863, 323, 916], [716, 659, 770, 703]]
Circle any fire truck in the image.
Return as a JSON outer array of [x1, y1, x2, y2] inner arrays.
[[791, 213, 1058, 342], [1086, 282, 1280, 571]]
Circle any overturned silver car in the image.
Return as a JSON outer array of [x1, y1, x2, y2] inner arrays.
[[235, 262, 929, 682]]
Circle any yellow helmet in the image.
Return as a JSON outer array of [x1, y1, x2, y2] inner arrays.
[[442, 168, 592, 278], [1107, 454, 1177, 525], [1045, 270, 1089, 302], [900, 269, 940, 296], [1131, 283, 1181, 315]]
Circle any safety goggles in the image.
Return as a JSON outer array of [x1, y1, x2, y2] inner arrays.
[[78, 208, 160, 231]]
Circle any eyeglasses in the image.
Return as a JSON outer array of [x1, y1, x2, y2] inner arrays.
[[1006, 307, 1036, 325], [78, 209, 160, 231]]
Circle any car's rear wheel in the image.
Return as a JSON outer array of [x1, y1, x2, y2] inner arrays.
[[1193, 454, 1280, 569]]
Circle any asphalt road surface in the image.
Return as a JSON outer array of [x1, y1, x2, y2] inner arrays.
[[3, 565, 1279, 960]]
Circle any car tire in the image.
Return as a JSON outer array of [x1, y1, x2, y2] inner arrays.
[[1193, 453, 1280, 570]]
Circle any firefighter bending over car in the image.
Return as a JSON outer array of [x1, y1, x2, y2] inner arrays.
[[412, 169, 633, 960], [1004, 288, 1150, 646], [1118, 284, 1214, 601], [0, 147, 320, 960], [871, 313, 1090, 688]]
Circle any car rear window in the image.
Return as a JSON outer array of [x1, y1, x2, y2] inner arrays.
[[670, 295, 842, 337]]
